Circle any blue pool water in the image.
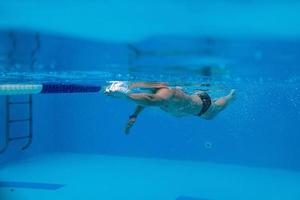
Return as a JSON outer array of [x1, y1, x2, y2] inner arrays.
[[1, 1, 300, 200]]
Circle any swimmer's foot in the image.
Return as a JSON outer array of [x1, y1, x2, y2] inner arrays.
[[104, 81, 130, 98], [225, 89, 236, 102]]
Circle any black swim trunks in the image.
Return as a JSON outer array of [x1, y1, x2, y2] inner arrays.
[[197, 92, 212, 116]]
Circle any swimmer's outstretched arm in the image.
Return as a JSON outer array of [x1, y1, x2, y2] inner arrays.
[[129, 82, 168, 90], [125, 105, 145, 135]]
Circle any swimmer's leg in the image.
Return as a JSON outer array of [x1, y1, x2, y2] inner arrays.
[[202, 89, 236, 120]]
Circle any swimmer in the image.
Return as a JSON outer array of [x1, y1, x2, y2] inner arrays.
[[105, 81, 235, 134]]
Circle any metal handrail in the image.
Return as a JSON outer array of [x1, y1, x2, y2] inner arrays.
[[0, 95, 33, 153]]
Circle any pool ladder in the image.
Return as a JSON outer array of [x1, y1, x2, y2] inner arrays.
[[0, 95, 33, 153]]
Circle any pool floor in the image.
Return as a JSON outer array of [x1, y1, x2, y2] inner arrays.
[[1, 154, 300, 200]]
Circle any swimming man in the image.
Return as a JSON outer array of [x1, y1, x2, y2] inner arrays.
[[105, 81, 235, 134]]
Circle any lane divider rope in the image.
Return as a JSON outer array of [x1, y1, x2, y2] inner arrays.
[[0, 83, 102, 95]]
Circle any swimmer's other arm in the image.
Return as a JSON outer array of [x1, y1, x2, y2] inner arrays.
[[125, 105, 145, 135]]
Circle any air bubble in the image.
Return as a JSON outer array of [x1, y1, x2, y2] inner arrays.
[[204, 141, 213, 149]]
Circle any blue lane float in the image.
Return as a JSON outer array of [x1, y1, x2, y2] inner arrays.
[[0, 83, 102, 95], [41, 83, 102, 93]]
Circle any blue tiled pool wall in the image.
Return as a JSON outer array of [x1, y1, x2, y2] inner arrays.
[[0, 30, 300, 171]]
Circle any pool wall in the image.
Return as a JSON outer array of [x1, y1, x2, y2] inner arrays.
[[48, 90, 300, 171], [0, 30, 300, 171]]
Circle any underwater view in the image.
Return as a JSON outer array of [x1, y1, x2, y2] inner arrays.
[[1, 0, 300, 200]]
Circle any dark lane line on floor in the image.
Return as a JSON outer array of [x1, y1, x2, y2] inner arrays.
[[176, 196, 212, 200], [0, 181, 65, 190]]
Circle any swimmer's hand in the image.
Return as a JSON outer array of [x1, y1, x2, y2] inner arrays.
[[125, 106, 144, 135], [125, 117, 136, 135]]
